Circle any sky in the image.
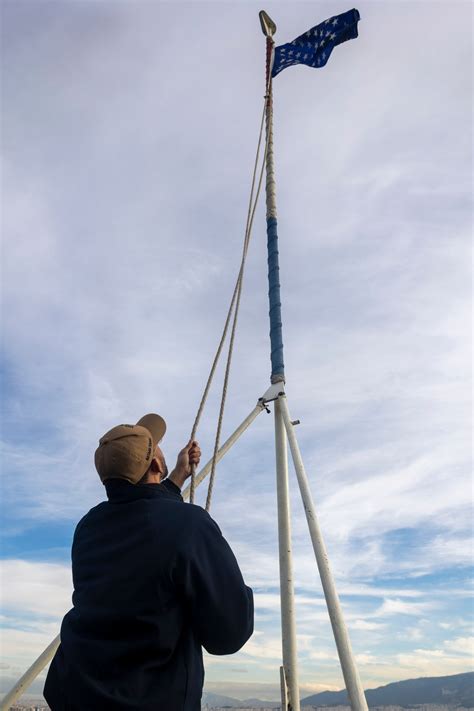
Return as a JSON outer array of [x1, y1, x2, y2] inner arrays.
[[0, 0, 473, 703]]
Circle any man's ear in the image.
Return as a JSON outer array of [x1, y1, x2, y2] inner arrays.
[[150, 457, 161, 474]]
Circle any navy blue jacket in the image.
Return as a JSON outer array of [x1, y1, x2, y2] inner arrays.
[[44, 478, 254, 711]]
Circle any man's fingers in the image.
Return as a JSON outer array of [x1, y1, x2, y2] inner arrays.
[[179, 440, 196, 456], [178, 440, 200, 468], [189, 444, 201, 465]]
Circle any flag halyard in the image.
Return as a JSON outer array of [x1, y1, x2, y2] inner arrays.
[[272, 8, 360, 78]]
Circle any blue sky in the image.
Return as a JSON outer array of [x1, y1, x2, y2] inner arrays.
[[1, 0, 472, 702]]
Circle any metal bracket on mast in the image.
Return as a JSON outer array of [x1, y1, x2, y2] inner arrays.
[[260, 382, 285, 405]]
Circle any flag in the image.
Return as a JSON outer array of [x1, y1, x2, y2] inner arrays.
[[271, 8, 360, 78]]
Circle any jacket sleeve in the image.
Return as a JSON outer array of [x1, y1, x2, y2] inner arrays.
[[174, 509, 254, 655]]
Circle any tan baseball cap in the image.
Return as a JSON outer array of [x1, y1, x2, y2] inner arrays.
[[94, 413, 167, 484]]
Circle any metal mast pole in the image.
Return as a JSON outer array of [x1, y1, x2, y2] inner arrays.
[[260, 11, 300, 711]]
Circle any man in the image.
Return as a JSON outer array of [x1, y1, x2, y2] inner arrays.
[[44, 413, 254, 711]]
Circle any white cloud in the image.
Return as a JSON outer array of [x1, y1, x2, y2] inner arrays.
[[355, 653, 378, 665], [240, 634, 283, 662], [373, 598, 435, 618], [402, 627, 424, 642], [309, 650, 339, 662], [443, 637, 474, 656], [395, 648, 474, 676], [351, 620, 386, 631], [0, 560, 72, 618]]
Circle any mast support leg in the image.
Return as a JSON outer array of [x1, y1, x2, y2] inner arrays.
[[279, 395, 368, 711], [274, 398, 300, 711]]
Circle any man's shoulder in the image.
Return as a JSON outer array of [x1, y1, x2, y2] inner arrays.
[[152, 498, 214, 526], [74, 494, 218, 541], [73, 501, 108, 534], [176, 503, 224, 543]]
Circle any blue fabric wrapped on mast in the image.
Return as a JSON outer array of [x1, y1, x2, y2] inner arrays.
[[272, 8, 360, 77], [267, 216, 284, 382]]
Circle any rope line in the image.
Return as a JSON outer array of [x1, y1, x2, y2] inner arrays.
[[189, 76, 273, 509], [204, 113, 272, 511], [188, 99, 265, 502], [188, 76, 273, 507]]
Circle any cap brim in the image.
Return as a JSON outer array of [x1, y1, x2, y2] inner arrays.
[[136, 413, 167, 447]]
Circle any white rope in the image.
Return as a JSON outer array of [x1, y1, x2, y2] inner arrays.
[[204, 108, 272, 511], [201, 55, 275, 511], [188, 85, 272, 507]]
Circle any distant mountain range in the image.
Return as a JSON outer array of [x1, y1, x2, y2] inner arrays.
[[302, 671, 474, 707], [202, 671, 474, 708]]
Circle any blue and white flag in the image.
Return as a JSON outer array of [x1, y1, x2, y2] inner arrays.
[[272, 8, 360, 78]]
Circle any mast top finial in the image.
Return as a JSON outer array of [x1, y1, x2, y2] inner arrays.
[[259, 10, 276, 37]]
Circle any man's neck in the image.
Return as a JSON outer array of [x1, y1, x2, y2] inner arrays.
[[139, 472, 164, 486]]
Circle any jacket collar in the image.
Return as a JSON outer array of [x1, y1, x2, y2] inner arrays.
[[105, 478, 181, 502]]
